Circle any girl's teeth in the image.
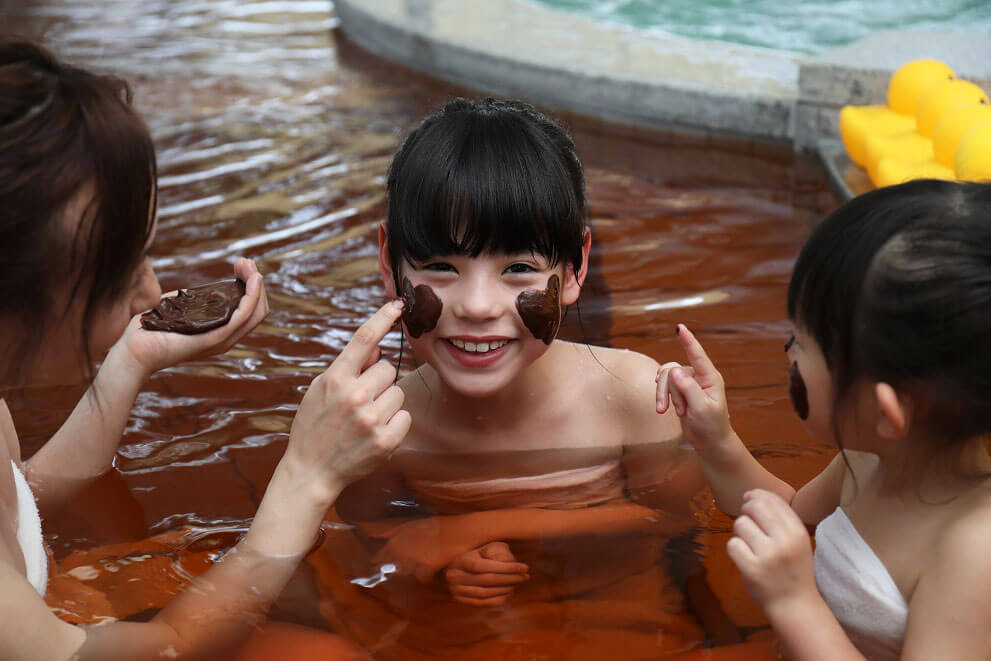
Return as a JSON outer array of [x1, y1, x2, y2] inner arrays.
[[451, 339, 507, 353]]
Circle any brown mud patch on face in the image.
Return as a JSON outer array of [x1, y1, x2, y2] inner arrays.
[[516, 274, 561, 344], [141, 279, 245, 334], [401, 277, 442, 338], [788, 361, 809, 420]]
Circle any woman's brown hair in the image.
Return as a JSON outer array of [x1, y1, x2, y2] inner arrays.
[[0, 40, 157, 385]]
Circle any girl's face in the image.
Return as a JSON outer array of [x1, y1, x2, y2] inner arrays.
[[380, 234, 586, 398], [785, 327, 834, 444]]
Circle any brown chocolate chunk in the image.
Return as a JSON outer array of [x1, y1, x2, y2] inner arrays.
[[788, 361, 809, 420], [141, 279, 246, 334], [401, 277, 442, 338], [515, 274, 561, 344]]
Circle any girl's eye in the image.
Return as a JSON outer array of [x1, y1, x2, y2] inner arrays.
[[423, 262, 456, 273], [784, 335, 796, 352], [504, 263, 537, 274]]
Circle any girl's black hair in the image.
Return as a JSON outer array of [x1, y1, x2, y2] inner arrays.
[[789, 179, 991, 444], [0, 40, 157, 385], [385, 98, 586, 287]]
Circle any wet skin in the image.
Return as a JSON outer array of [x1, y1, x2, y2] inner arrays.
[[788, 361, 809, 420], [401, 277, 442, 338], [140, 279, 245, 334], [515, 274, 561, 345]]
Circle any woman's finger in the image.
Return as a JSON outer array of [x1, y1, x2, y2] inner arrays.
[[367, 385, 405, 426], [356, 360, 398, 401], [335, 301, 404, 376]]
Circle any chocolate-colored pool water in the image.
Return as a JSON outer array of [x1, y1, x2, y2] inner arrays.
[[4, 0, 837, 655]]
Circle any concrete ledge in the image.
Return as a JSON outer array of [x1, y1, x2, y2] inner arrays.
[[336, 0, 991, 150], [336, 0, 798, 142]]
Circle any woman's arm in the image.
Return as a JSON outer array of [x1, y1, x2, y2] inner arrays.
[[2, 301, 410, 660], [25, 259, 268, 516]]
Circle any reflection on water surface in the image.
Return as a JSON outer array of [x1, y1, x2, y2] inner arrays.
[[5, 0, 836, 654]]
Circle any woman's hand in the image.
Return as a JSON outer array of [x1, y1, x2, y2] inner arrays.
[[655, 324, 733, 450], [726, 489, 818, 616], [118, 258, 269, 379], [445, 542, 530, 607], [280, 300, 411, 507]]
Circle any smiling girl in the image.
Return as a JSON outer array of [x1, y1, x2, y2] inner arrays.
[[312, 98, 710, 659]]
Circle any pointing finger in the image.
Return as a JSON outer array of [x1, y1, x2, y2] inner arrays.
[[676, 324, 720, 388], [336, 301, 404, 376]]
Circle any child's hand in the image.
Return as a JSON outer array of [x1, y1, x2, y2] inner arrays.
[[445, 542, 530, 607], [655, 324, 732, 450], [367, 516, 488, 585], [726, 489, 818, 617], [118, 258, 269, 378]]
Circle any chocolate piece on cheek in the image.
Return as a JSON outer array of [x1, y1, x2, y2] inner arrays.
[[788, 361, 810, 421], [401, 277, 442, 338], [140, 279, 246, 334], [515, 274, 562, 345]]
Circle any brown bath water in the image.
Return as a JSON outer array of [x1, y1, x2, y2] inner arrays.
[[4, 0, 837, 654]]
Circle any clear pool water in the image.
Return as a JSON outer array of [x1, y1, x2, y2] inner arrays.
[[534, 0, 991, 54]]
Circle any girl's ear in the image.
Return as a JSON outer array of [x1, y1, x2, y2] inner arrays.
[[875, 382, 912, 440], [378, 224, 398, 298], [561, 228, 592, 306]]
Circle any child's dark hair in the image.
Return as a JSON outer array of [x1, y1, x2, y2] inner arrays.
[[789, 179, 991, 443], [0, 40, 157, 384], [385, 98, 586, 288]]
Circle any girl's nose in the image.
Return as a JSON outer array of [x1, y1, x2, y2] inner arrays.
[[452, 278, 502, 321], [130, 258, 163, 317]]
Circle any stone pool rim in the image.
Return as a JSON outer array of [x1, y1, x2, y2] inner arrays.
[[334, 0, 991, 159]]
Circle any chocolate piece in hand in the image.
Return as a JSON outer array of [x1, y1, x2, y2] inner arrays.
[[141, 279, 246, 334]]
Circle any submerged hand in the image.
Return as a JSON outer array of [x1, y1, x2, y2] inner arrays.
[[726, 489, 818, 616], [655, 324, 732, 450], [445, 542, 530, 607], [368, 515, 486, 585], [118, 258, 269, 378]]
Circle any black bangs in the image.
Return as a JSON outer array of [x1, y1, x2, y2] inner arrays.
[[386, 98, 586, 283]]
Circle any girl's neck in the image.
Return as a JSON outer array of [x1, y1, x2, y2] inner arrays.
[[871, 433, 991, 499], [427, 343, 565, 429]]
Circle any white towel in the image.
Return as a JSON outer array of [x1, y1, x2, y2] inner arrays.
[[11, 460, 47, 596], [814, 507, 907, 661]]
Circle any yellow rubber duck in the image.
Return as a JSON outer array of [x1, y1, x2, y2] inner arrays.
[[840, 60, 955, 167], [874, 104, 991, 187], [865, 79, 989, 186], [956, 124, 991, 182]]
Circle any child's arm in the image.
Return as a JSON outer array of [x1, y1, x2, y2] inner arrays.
[[24, 259, 267, 516], [657, 325, 833, 519], [727, 489, 865, 661], [365, 500, 674, 583]]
